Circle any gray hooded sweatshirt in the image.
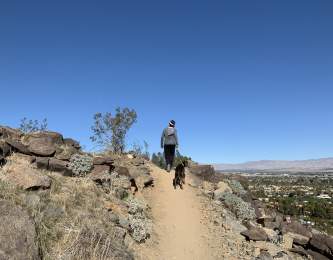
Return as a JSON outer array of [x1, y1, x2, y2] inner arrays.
[[161, 127, 179, 147]]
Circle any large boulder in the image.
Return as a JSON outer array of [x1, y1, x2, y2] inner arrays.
[[115, 166, 132, 178], [309, 234, 333, 259], [288, 232, 310, 246], [0, 140, 11, 157], [281, 221, 312, 239], [93, 156, 115, 166], [241, 227, 268, 241], [48, 158, 72, 176], [307, 250, 330, 260], [0, 164, 51, 190], [91, 164, 110, 174], [6, 139, 31, 155], [63, 138, 81, 149], [0, 200, 40, 260], [55, 146, 78, 161], [0, 126, 23, 139], [23, 131, 63, 145], [27, 138, 56, 156], [36, 157, 49, 170]]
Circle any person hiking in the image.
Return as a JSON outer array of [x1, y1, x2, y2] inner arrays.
[[161, 120, 179, 172]]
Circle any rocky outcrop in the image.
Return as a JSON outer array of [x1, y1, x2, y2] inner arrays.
[[241, 227, 268, 241], [27, 138, 56, 156], [6, 139, 31, 155], [0, 164, 51, 190], [309, 234, 333, 259], [0, 200, 40, 260], [0, 126, 23, 139]]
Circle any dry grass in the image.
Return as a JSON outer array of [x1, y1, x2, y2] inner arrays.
[[0, 154, 134, 260]]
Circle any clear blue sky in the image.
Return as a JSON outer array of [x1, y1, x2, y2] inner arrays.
[[0, 1, 332, 163]]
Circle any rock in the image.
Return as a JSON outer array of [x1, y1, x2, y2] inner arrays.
[[0, 155, 5, 166], [217, 181, 232, 191], [281, 221, 312, 239], [28, 138, 56, 156], [24, 193, 41, 209], [241, 227, 268, 241], [309, 234, 333, 259], [0, 126, 23, 139], [15, 153, 36, 164], [289, 246, 310, 258], [89, 166, 111, 184], [114, 187, 128, 200], [189, 164, 215, 177], [288, 232, 309, 246], [282, 234, 293, 250], [93, 156, 115, 166], [36, 157, 49, 170], [0, 200, 40, 260], [23, 131, 64, 145], [6, 139, 31, 155], [0, 140, 11, 156], [48, 158, 72, 176], [307, 250, 330, 260], [91, 164, 110, 174], [55, 146, 78, 161], [44, 205, 65, 219], [126, 154, 134, 159], [256, 251, 273, 260], [109, 212, 119, 224], [63, 138, 81, 149], [135, 175, 154, 189], [202, 180, 215, 196], [119, 216, 130, 230], [0, 164, 51, 190], [263, 228, 279, 242], [115, 166, 131, 178], [214, 182, 232, 200]]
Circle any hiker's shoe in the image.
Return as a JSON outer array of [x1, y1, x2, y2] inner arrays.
[[167, 164, 171, 172]]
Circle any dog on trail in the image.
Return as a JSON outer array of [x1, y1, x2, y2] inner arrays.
[[173, 160, 188, 189]]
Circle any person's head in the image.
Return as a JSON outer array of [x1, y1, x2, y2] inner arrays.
[[169, 120, 176, 127]]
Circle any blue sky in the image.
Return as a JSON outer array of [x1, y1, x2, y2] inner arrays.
[[0, 1, 332, 163]]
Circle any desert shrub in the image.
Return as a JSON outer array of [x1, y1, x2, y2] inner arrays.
[[90, 107, 137, 153], [127, 197, 152, 242], [225, 179, 247, 196], [69, 154, 93, 177], [220, 192, 256, 221], [19, 117, 48, 133]]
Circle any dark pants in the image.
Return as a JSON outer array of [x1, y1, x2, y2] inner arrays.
[[164, 145, 176, 168]]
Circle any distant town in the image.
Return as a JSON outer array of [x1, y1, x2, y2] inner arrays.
[[217, 170, 333, 235]]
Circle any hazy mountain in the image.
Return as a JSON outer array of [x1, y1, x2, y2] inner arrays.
[[214, 158, 333, 172]]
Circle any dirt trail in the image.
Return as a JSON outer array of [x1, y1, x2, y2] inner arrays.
[[143, 165, 216, 260]]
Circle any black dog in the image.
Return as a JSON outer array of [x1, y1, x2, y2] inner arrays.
[[173, 160, 188, 189]]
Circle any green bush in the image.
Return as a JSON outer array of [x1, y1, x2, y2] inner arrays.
[[69, 154, 93, 177], [225, 179, 247, 196], [220, 192, 256, 221]]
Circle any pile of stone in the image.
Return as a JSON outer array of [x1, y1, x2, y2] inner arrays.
[[0, 126, 153, 192]]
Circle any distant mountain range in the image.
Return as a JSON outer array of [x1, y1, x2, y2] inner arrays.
[[213, 158, 333, 172]]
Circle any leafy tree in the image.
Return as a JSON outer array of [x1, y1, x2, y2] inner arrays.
[[151, 152, 166, 169], [131, 140, 150, 160], [90, 107, 137, 153], [19, 117, 48, 133]]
